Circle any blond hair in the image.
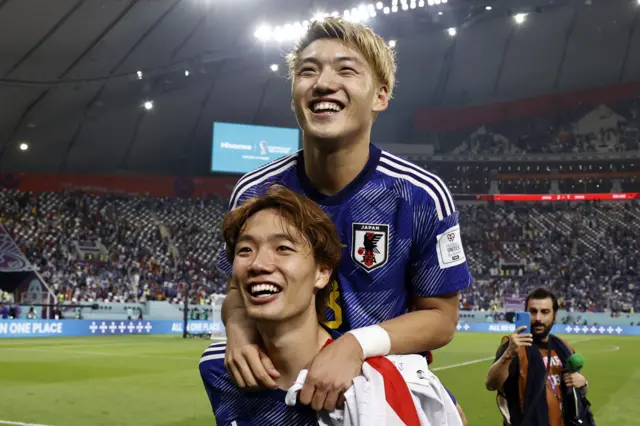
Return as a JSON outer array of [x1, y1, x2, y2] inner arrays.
[[286, 17, 396, 98]]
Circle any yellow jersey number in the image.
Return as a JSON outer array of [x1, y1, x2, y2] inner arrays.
[[323, 280, 343, 329]]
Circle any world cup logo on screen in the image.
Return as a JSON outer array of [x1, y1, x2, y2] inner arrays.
[[259, 140, 268, 156]]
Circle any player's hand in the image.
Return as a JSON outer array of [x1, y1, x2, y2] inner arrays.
[[224, 324, 280, 391], [506, 326, 533, 358], [564, 372, 587, 388], [300, 333, 364, 412]]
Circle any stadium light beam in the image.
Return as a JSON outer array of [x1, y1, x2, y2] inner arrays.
[[143, 101, 153, 110], [376, 2, 384, 9], [514, 13, 527, 24], [447, 27, 457, 36], [270, 64, 279, 72], [254, 25, 272, 41], [418, 0, 425, 6], [19, 142, 29, 151], [383, 6, 390, 13]]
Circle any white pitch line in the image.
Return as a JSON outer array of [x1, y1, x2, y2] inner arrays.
[[432, 356, 495, 371], [431, 335, 603, 372], [0, 420, 54, 426]]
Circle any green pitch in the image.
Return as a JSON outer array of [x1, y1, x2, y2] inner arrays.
[[0, 333, 638, 426]]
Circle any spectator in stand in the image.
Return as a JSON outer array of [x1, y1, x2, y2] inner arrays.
[[0, 189, 637, 315]]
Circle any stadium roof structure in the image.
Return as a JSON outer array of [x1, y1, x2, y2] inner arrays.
[[0, 0, 639, 176]]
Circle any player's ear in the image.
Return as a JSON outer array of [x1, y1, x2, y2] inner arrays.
[[314, 265, 332, 290], [372, 84, 389, 113]]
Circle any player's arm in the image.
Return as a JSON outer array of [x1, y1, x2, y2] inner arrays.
[[374, 291, 459, 354], [485, 327, 532, 391], [370, 202, 472, 355], [221, 277, 253, 330]]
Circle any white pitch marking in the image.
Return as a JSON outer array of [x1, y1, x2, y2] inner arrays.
[[430, 335, 601, 371], [0, 420, 54, 426], [432, 356, 495, 371]]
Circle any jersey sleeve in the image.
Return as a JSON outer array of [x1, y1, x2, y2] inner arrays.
[[409, 201, 473, 297], [199, 344, 237, 426]]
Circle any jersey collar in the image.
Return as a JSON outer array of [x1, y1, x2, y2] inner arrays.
[[296, 144, 382, 206]]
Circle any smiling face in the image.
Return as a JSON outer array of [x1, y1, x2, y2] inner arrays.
[[291, 38, 389, 143], [231, 208, 332, 322]]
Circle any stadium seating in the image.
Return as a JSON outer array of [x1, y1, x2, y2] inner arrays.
[[459, 202, 640, 314], [436, 99, 640, 156], [1, 187, 638, 316]]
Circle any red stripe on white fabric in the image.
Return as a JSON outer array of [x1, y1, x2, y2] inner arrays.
[[367, 356, 421, 426]]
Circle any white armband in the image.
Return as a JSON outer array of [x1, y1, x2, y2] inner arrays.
[[347, 325, 391, 359]]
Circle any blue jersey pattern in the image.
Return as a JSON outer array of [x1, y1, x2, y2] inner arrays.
[[199, 342, 317, 426], [219, 144, 473, 333]]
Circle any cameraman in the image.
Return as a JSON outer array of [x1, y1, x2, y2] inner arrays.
[[485, 288, 591, 426]]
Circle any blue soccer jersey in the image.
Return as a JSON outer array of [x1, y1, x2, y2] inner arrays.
[[200, 342, 318, 426], [219, 144, 473, 333]]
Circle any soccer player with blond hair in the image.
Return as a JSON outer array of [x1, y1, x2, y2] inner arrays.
[[218, 17, 472, 421]]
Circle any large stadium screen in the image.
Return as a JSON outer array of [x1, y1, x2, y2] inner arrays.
[[211, 122, 300, 174]]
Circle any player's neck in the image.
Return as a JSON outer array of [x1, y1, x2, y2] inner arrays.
[[257, 308, 331, 389], [302, 134, 370, 196]]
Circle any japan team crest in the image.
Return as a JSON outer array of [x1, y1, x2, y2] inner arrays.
[[351, 223, 389, 271]]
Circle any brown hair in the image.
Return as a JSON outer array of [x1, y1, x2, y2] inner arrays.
[[285, 17, 397, 98], [221, 184, 342, 321], [525, 287, 559, 314]]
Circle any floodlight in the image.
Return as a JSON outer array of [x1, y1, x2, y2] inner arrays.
[[254, 25, 271, 41], [19, 142, 28, 151], [514, 13, 526, 24], [388, 40, 397, 48], [376, 2, 383, 9], [270, 64, 279, 72], [383, 6, 390, 13], [447, 27, 457, 36], [136, 70, 143, 79], [143, 101, 153, 110]]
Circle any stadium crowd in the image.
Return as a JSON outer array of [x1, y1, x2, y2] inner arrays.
[[437, 99, 640, 156], [1, 188, 638, 315], [0, 190, 228, 307]]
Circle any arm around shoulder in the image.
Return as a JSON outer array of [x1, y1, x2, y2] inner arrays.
[[377, 291, 459, 355]]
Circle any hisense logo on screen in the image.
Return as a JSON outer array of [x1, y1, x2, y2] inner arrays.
[[212, 122, 300, 174], [220, 142, 252, 150]]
